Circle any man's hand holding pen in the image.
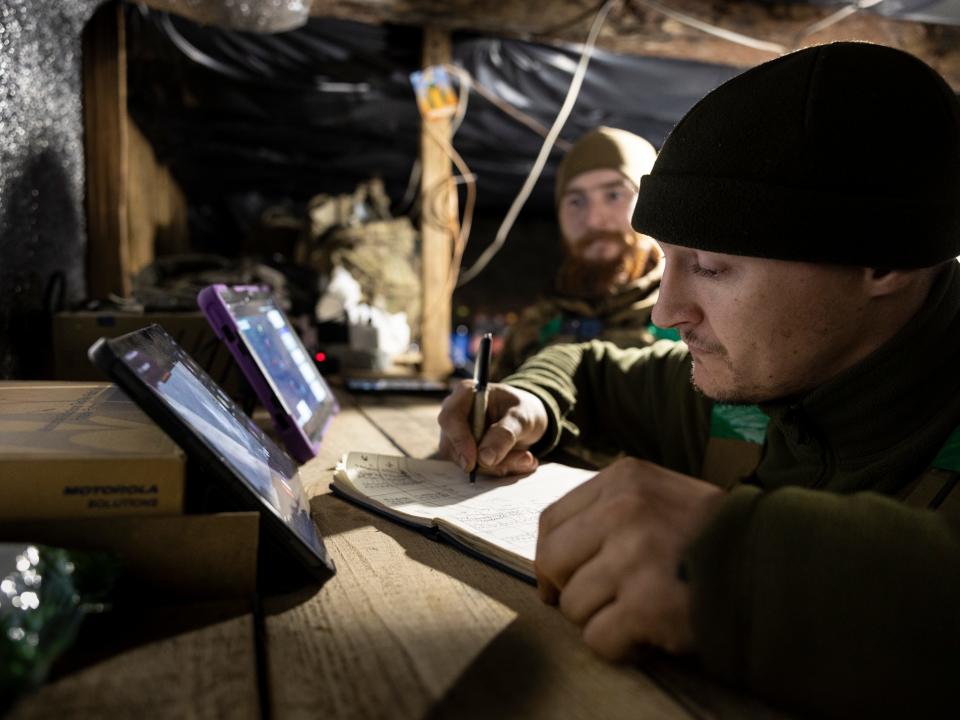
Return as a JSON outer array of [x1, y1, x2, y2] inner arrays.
[[437, 381, 549, 478], [469, 334, 493, 483]]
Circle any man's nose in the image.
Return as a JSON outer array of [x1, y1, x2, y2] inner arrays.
[[584, 198, 614, 231], [651, 265, 701, 330]]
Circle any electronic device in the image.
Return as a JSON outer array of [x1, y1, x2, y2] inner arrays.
[[197, 284, 338, 464], [88, 325, 335, 590], [344, 376, 451, 395]]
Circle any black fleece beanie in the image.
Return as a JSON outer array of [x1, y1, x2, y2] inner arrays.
[[632, 42, 960, 268]]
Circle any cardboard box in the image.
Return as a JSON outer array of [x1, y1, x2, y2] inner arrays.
[[0, 382, 184, 519], [0, 513, 259, 602]]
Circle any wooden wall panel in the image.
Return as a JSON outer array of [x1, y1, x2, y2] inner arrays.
[[83, 1, 129, 299], [83, 1, 188, 300]]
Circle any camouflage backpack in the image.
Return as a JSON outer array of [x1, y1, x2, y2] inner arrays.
[[297, 178, 422, 339]]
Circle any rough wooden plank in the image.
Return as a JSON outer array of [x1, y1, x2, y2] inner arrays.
[[127, 120, 190, 263], [419, 26, 455, 380], [83, 1, 129, 299], [304, 393, 405, 495], [268, 395, 796, 718], [333, 395, 797, 719], [268, 397, 695, 719], [83, 1, 190, 300], [305, 0, 960, 90], [8, 610, 259, 720], [352, 394, 444, 458], [271, 494, 695, 719]]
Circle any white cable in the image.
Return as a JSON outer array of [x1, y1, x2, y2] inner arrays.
[[638, 0, 887, 55], [634, 0, 787, 54], [456, 0, 622, 287], [449, 66, 471, 137], [443, 64, 574, 151], [796, 0, 886, 41]]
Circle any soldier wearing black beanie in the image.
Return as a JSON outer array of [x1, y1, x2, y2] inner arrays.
[[438, 42, 960, 718], [634, 41, 960, 268]]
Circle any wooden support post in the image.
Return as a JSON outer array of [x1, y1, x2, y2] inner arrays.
[[419, 26, 455, 379], [82, 1, 188, 299], [83, 1, 130, 299]]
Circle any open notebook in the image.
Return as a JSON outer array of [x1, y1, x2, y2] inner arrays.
[[332, 452, 596, 582]]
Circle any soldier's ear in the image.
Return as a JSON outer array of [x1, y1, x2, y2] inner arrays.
[[864, 267, 923, 298]]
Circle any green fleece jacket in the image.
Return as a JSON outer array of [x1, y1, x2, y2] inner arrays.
[[504, 261, 960, 718]]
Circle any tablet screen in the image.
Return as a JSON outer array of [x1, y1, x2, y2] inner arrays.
[[108, 326, 326, 559], [224, 290, 333, 438]]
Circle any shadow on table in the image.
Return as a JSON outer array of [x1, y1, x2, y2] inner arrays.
[[424, 619, 553, 720], [49, 597, 252, 681], [311, 492, 796, 720], [425, 635, 796, 720], [49, 578, 323, 684]]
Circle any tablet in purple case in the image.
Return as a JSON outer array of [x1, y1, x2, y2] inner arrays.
[[197, 284, 338, 464]]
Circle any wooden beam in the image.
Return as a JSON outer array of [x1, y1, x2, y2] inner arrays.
[[419, 26, 455, 380], [83, 1, 130, 299], [307, 0, 960, 90], [83, 1, 189, 299], [127, 121, 190, 262]]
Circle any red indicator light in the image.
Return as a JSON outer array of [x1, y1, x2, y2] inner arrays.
[[315, 352, 327, 363]]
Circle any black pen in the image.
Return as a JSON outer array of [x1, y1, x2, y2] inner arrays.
[[470, 333, 492, 483]]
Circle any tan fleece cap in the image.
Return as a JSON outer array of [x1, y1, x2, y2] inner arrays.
[[555, 127, 657, 206]]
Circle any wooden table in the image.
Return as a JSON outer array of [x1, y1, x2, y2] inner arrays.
[[8, 392, 791, 720]]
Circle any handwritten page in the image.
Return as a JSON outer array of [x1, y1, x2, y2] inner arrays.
[[335, 452, 596, 564]]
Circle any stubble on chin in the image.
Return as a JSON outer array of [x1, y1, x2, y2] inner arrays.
[[687, 351, 760, 406], [689, 360, 779, 406]]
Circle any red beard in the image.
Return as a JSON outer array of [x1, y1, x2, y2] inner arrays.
[[555, 231, 657, 300]]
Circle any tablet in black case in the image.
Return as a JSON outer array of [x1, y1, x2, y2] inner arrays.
[[88, 324, 335, 591]]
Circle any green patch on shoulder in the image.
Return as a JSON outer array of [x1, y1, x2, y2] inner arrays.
[[646, 323, 681, 342], [710, 403, 769, 445], [932, 425, 960, 472], [538, 314, 563, 345]]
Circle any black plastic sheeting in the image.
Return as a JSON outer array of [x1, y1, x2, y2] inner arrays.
[[127, 0, 960, 245], [452, 37, 740, 207], [2, 2, 955, 378], [128, 11, 425, 211], [126, 8, 740, 236]]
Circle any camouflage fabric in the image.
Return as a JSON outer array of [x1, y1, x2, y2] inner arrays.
[[493, 262, 662, 381], [492, 262, 664, 469], [321, 219, 421, 333], [298, 179, 422, 339]]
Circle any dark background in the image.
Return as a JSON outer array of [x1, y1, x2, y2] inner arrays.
[[4, 0, 960, 377], [122, 8, 739, 329]]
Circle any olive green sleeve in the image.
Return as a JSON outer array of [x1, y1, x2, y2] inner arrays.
[[503, 339, 710, 475], [685, 486, 960, 717]]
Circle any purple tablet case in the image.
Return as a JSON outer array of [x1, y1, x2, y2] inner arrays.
[[197, 284, 338, 463]]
